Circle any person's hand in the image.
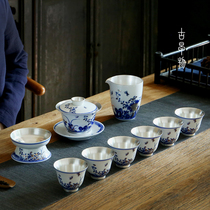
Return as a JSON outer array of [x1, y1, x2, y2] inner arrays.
[[0, 123, 5, 130]]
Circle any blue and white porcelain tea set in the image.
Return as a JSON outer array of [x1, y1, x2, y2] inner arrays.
[[10, 75, 205, 192]]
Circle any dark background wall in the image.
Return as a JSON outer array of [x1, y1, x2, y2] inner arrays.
[[157, 0, 210, 54], [9, 0, 158, 121], [8, 0, 210, 122]]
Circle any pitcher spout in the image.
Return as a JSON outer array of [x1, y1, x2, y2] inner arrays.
[[105, 77, 112, 86]]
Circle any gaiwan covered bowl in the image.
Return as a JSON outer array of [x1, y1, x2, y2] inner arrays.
[[56, 96, 98, 133]]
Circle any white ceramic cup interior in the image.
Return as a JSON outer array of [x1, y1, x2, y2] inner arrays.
[[153, 116, 183, 128], [131, 126, 162, 138], [82, 147, 114, 160], [175, 107, 205, 119], [54, 158, 88, 173], [107, 136, 139, 149]]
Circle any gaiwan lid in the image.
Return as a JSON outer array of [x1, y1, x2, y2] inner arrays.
[[58, 96, 97, 114]]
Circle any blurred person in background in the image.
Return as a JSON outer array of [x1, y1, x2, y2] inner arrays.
[[0, 0, 28, 130]]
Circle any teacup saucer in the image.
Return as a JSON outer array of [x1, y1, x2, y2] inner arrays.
[[53, 121, 105, 141]]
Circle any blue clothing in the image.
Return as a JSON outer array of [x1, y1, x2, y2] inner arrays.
[[0, 0, 28, 127]]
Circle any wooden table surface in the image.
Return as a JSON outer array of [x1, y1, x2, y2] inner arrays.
[[2, 74, 210, 209]]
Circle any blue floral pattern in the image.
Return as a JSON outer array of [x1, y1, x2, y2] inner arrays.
[[181, 120, 198, 135], [181, 127, 196, 135], [63, 113, 96, 133], [12, 147, 50, 163], [114, 152, 133, 166], [138, 146, 155, 155], [90, 163, 110, 178], [160, 128, 180, 145], [160, 137, 176, 145], [137, 137, 159, 156], [57, 174, 82, 191], [111, 90, 141, 120], [64, 103, 77, 113]]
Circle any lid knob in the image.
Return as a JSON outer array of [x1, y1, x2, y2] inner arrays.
[[71, 97, 85, 106]]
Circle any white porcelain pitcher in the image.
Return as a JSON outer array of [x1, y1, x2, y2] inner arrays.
[[105, 75, 143, 121]]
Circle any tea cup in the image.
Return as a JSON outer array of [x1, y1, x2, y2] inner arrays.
[[131, 126, 162, 156], [81, 147, 114, 180], [153, 117, 183, 146], [175, 107, 205, 136], [53, 158, 88, 192], [107, 136, 140, 168]]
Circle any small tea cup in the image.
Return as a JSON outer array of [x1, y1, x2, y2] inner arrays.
[[53, 158, 88, 192], [175, 107, 205, 136], [107, 136, 140, 168], [153, 116, 183, 146], [81, 147, 114, 180], [131, 126, 162, 156]]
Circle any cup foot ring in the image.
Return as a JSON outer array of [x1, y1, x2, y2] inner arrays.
[[181, 132, 196, 136], [116, 164, 130, 168], [64, 188, 79, 193], [160, 142, 174, 147], [138, 152, 153, 157], [91, 175, 106, 180]]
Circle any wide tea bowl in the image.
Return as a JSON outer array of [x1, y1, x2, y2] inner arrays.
[[175, 107, 205, 136], [53, 158, 88, 192], [81, 147, 114, 180], [131, 126, 162, 157], [107, 136, 140, 168], [153, 117, 183, 146], [10, 127, 51, 163], [105, 75, 143, 121], [56, 96, 98, 133]]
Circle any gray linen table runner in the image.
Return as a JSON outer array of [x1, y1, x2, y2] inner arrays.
[[1, 90, 210, 210]]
